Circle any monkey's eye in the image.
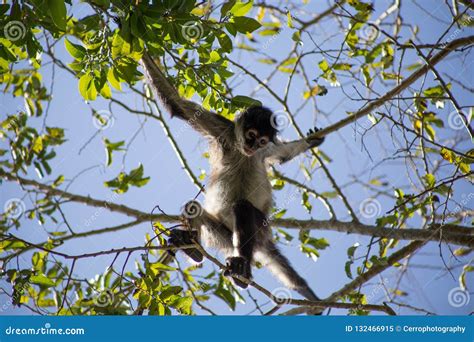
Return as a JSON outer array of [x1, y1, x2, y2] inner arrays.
[[245, 129, 258, 140], [259, 137, 269, 146]]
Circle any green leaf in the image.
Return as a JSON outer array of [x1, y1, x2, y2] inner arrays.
[[292, 31, 301, 42], [257, 58, 277, 64], [459, 264, 474, 290], [230, 1, 253, 17], [104, 164, 150, 193], [303, 85, 328, 99], [217, 33, 233, 52], [287, 11, 294, 28], [306, 237, 330, 250], [100, 83, 112, 99], [301, 191, 312, 213], [209, 50, 221, 63], [231, 95, 262, 108], [30, 274, 56, 287], [32, 136, 43, 153], [104, 139, 125, 167], [53, 175, 65, 187], [453, 248, 472, 257], [171, 296, 193, 315], [440, 148, 454, 163], [78, 73, 93, 100], [160, 286, 183, 300], [376, 214, 398, 227], [319, 59, 339, 86], [345, 261, 353, 279], [221, 0, 237, 17], [64, 38, 86, 60], [423, 84, 448, 98], [423, 173, 436, 188], [333, 63, 352, 71], [107, 68, 122, 90], [47, 0, 67, 30], [214, 286, 236, 310], [233, 17, 261, 33]]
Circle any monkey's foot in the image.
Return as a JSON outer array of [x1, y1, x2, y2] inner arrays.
[[224, 257, 252, 289], [306, 127, 325, 148], [168, 230, 204, 263]]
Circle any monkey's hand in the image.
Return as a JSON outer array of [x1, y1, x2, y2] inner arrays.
[[168, 229, 204, 263], [306, 127, 325, 148], [224, 256, 252, 289]]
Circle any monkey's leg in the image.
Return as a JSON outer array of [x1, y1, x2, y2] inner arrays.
[[225, 199, 261, 288], [260, 243, 321, 304], [169, 209, 234, 262], [167, 229, 204, 263]]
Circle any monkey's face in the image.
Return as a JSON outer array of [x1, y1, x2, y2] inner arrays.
[[235, 106, 277, 156], [241, 128, 270, 156], [239, 127, 270, 157]]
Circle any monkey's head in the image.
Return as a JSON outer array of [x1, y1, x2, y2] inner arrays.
[[235, 106, 277, 156]]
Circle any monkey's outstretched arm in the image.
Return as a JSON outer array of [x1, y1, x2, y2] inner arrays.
[[141, 52, 234, 138], [264, 133, 324, 164]]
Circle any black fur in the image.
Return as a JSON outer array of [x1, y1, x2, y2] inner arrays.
[[242, 106, 278, 142]]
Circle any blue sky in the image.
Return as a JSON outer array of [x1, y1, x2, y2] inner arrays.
[[1, 0, 473, 315]]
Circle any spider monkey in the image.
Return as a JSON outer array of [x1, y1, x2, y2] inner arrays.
[[142, 52, 325, 302]]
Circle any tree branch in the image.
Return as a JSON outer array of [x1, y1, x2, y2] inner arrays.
[[2, 172, 472, 248], [307, 35, 474, 140]]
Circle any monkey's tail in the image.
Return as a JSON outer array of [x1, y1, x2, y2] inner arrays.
[[261, 244, 320, 302]]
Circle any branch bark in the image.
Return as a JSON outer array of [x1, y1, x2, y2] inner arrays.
[[2, 172, 472, 247]]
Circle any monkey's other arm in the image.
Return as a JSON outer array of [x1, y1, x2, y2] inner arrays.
[[141, 52, 234, 138], [264, 127, 325, 164]]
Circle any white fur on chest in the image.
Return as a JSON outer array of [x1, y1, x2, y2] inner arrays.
[[205, 154, 272, 226]]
